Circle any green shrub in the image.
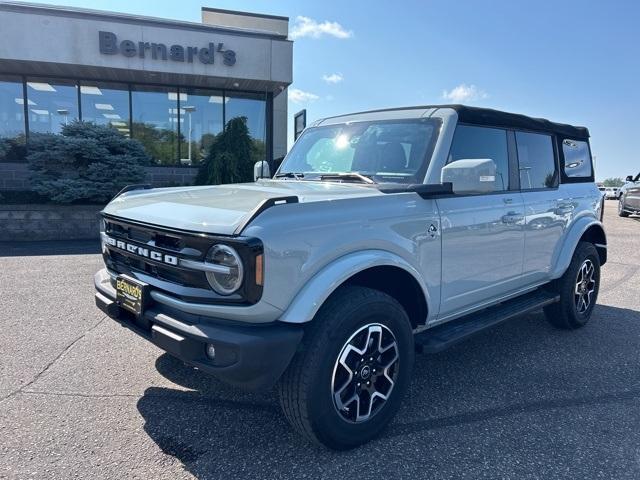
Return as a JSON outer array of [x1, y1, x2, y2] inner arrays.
[[0, 135, 27, 162], [28, 121, 151, 204]]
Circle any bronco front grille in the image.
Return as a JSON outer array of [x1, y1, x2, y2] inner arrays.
[[101, 215, 263, 305]]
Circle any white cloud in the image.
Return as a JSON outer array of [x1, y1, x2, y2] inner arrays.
[[290, 16, 353, 40], [442, 84, 488, 103], [289, 88, 320, 104], [322, 73, 343, 84]]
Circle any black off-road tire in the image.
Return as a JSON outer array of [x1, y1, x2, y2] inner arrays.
[[618, 199, 630, 217], [278, 285, 414, 450], [544, 242, 600, 329]]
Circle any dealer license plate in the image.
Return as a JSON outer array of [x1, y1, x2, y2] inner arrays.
[[115, 275, 148, 316]]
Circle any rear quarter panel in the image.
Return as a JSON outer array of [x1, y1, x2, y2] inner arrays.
[[549, 182, 604, 279]]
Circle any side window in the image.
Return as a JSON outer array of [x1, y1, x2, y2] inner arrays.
[[515, 131, 557, 189], [562, 139, 592, 178], [448, 125, 510, 192]]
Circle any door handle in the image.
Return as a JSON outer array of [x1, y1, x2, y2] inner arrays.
[[502, 212, 523, 224], [555, 202, 574, 215]]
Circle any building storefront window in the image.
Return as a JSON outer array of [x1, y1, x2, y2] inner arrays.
[[0, 74, 272, 172], [26, 78, 78, 135], [225, 92, 267, 163], [131, 86, 180, 165], [179, 88, 224, 165], [0, 75, 26, 162], [80, 81, 130, 137]]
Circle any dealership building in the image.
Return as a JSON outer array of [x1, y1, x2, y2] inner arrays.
[[0, 2, 292, 190]]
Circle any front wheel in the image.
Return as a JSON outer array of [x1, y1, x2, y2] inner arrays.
[[618, 199, 630, 217], [278, 286, 414, 450], [544, 242, 600, 329]]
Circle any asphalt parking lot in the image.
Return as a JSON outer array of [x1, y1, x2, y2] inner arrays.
[[1, 200, 639, 479]]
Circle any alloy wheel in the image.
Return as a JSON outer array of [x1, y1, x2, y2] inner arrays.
[[331, 323, 400, 423], [575, 259, 596, 314]]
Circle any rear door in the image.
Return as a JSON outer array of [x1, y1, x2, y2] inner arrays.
[[437, 125, 525, 319], [516, 131, 566, 285]]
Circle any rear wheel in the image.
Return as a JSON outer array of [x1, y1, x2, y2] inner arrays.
[[618, 199, 629, 217], [278, 286, 414, 450], [544, 242, 600, 329]]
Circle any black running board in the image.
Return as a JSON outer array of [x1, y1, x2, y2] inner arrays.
[[415, 289, 559, 354]]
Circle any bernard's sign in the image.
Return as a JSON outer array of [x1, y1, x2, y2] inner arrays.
[[98, 31, 237, 66]]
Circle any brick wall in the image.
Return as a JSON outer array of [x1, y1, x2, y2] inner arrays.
[[0, 204, 103, 241], [0, 163, 198, 191], [0, 163, 199, 241], [0, 162, 30, 191], [144, 166, 198, 187]]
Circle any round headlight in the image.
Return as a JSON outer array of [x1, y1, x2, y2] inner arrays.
[[205, 244, 244, 295]]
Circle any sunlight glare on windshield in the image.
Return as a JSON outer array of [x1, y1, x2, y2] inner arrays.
[[334, 134, 350, 150]]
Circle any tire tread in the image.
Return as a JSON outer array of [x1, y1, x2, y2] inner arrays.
[[278, 286, 411, 448]]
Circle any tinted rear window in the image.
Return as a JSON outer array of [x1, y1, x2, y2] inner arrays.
[[562, 139, 592, 179], [515, 132, 557, 189]]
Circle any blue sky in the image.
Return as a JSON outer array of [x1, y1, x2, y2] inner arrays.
[[21, 0, 639, 180]]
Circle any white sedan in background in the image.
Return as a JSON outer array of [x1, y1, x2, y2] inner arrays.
[[604, 187, 620, 199]]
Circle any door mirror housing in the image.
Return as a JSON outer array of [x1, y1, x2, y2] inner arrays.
[[626, 175, 635, 183], [441, 158, 497, 194], [254, 161, 271, 181]]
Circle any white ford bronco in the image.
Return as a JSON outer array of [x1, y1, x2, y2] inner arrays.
[[95, 105, 606, 449]]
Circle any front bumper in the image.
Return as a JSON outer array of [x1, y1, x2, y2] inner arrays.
[[94, 271, 303, 391]]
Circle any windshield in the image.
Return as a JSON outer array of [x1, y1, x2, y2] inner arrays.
[[278, 118, 441, 184]]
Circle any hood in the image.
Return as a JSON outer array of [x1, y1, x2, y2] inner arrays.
[[102, 180, 383, 235]]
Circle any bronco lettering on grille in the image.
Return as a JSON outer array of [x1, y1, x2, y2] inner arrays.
[[105, 236, 178, 266]]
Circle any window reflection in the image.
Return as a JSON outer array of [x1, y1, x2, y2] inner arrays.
[[0, 75, 26, 162], [225, 92, 267, 163], [516, 132, 557, 189], [131, 86, 180, 164], [3, 77, 272, 170], [81, 82, 130, 137], [26, 78, 78, 135], [449, 125, 509, 192], [178, 89, 224, 165], [562, 139, 592, 178]]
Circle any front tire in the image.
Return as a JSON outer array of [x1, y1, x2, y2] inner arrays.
[[278, 286, 414, 450], [544, 242, 600, 329], [618, 199, 630, 217]]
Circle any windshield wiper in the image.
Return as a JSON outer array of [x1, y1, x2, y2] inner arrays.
[[319, 173, 376, 184], [275, 172, 305, 180]]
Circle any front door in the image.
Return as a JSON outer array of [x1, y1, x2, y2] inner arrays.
[[436, 125, 525, 320]]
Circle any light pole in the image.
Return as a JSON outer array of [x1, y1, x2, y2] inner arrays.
[[183, 105, 196, 164]]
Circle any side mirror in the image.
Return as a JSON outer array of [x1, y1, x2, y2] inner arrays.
[[626, 175, 634, 182], [254, 161, 271, 181], [441, 158, 498, 194]]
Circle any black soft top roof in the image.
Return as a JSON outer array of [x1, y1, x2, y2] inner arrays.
[[448, 105, 589, 140], [322, 104, 590, 140]]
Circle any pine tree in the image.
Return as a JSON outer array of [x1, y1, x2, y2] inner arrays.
[[196, 116, 254, 185], [28, 121, 151, 203]]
